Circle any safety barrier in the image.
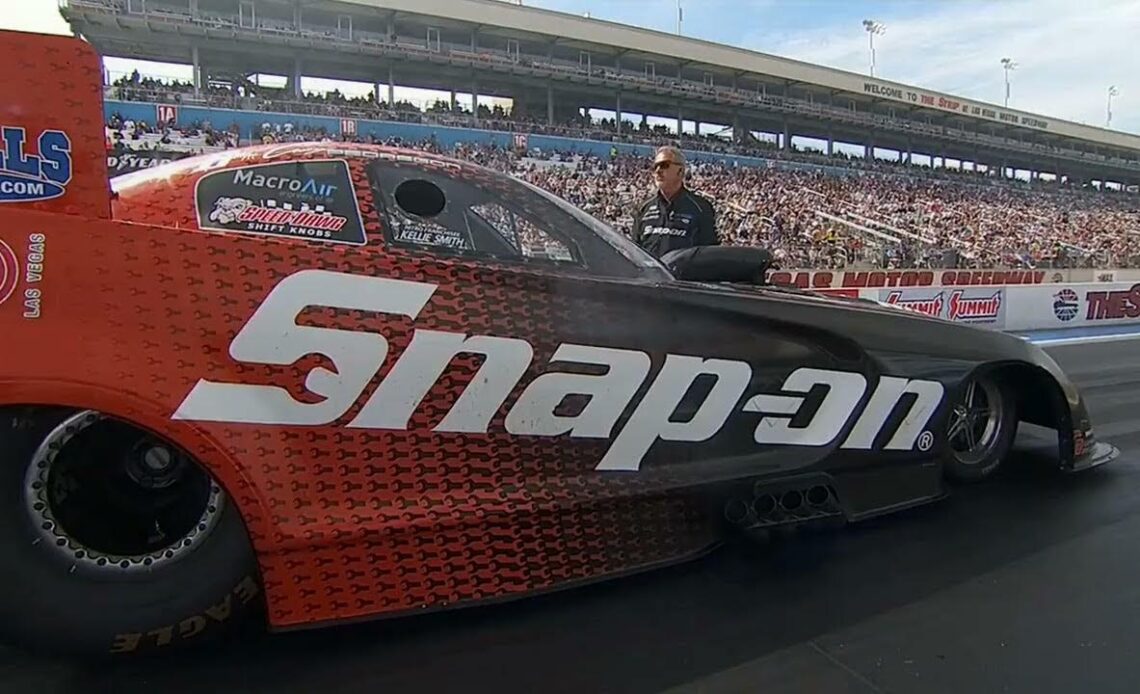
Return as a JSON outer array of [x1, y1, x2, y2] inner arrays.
[[822, 281, 1140, 333]]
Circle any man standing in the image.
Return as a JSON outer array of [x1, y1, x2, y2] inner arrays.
[[631, 146, 718, 257]]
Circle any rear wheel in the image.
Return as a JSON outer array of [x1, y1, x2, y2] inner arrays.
[[0, 408, 262, 657], [942, 375, 1018, 482]]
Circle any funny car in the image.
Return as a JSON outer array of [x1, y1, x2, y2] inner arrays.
[[0, 30, 1117, 657]]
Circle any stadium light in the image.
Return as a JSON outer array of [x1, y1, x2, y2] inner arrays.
[[1000, 57, 1017, 108], [1107, 85, 1119, 128], [677, 0, 683, 36], [862, 20, 886, 78]]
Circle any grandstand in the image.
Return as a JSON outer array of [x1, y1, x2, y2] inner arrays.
[[70, 0, 1140, 269], [62, 0, 1140, 185]]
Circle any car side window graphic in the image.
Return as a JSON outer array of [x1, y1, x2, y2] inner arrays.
[[468, 202, 575, 263], [369, 163, 582, 267]]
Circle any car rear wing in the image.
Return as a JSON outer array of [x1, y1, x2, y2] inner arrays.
[[0, 30, 111, 220]]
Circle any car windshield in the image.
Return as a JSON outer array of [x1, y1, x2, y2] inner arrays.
[[513, 175, 675, 281]]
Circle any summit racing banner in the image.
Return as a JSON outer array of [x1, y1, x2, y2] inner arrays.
[[107, 150, 192, 176], [868, 287, 1006, 327]]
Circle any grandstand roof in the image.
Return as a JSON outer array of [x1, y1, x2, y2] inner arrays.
[[340, 0, 1138, 152]]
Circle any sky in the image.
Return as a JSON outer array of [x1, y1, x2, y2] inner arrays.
[[2, 0, 1136, 141]]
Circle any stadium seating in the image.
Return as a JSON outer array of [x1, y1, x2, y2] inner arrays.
[[105, 111, 1140, 270]]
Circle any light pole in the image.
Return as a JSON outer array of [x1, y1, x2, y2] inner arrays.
[[677, 0, 683, 35], [863, 20, 886, 77], [1000, 57, 1017, 108], [1107, 85, 1119, 128]]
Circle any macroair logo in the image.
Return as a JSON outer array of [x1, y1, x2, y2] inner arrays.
[[0, 126, 72, 203], [232, 168, 338, 198], [173, 270, 946, 470]]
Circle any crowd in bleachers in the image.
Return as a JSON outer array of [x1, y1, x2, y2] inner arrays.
[[106, 73, 1066, 187], [103, 107, 1140, 269], [106, 110, 239, 154], [511, 153, 1138, 269]]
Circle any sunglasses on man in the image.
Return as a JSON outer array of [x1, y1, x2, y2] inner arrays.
[[653, 160, 679, 171]]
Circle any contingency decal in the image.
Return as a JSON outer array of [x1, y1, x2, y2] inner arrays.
[[0, 238, 18, 307], [194, 159, 366, 245], [173, 269, 947, 471], [22, 233, 45, 319], [393, 220, 472, 252], [0, 126, 72, 203]]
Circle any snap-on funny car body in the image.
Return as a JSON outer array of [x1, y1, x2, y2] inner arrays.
[[0, 30, 1117, 657]]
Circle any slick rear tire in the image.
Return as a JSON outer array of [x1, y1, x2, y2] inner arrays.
[[0, 408, 263, 658], [942, 374, 1018, 483]]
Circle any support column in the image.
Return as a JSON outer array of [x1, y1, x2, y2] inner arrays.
[[781, 118, 790, 150], [470, 30, 477, 52], [386, 17, 394, 41], [676, 106, 682, 136], [826, 133, 833, 156], [472, 79, 479, 123], [733, 113, 742, 143], [292, 56, 302, 98], [191, 45, 201, 98], [546, 85, 554, 125], [615, 91, 622, 134], [387, 66, 394, 108]]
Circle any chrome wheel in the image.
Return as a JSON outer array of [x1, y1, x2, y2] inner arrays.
[[947, 377, 1004, 467], [22, 411, 224, 573]]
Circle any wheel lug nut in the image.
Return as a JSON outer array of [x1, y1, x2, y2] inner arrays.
[[143, 446, 172, 471]]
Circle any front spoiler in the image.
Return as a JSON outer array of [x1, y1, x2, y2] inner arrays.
[[1069, 440, 1119, 473]]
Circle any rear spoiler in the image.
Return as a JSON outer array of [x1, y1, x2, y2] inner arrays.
[[0, 29, 110, 219]]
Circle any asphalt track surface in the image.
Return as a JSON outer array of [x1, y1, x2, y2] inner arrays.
[[4, 337, 1140, 694]]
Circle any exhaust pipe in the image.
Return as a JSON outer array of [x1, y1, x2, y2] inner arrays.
[[724, 498, 751, 524], [780, 490, 803, 512], [806, 485, 831, 507], [751, 493, 777, 517]]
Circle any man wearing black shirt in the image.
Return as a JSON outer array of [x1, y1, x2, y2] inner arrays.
[[631, 146, 718, 258]]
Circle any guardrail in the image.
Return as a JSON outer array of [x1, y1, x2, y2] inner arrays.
[[812, 281, 1140, 333]]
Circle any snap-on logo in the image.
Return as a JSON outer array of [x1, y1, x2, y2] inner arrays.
[[173, 270, 947, 471], [0, 127, 72, 203]]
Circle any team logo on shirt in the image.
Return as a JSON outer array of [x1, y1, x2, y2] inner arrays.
[[643, 226, 688, 236]]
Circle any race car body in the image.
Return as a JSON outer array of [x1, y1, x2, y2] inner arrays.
[[0, 30, 1117, 656]]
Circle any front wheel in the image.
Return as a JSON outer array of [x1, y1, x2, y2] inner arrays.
[[0, 408, 262, 657], [942, 375, 1018, 482]]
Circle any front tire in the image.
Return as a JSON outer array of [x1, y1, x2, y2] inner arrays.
[[942, 374, 1018, 482], [0, 408, 262, 657]]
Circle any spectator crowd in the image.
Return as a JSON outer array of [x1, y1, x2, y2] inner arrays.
[[104, 106, 1140, 270]]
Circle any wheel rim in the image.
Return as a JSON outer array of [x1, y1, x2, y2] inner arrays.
[[22, 411, 225, 573], [947, 377, 1003, 466]]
